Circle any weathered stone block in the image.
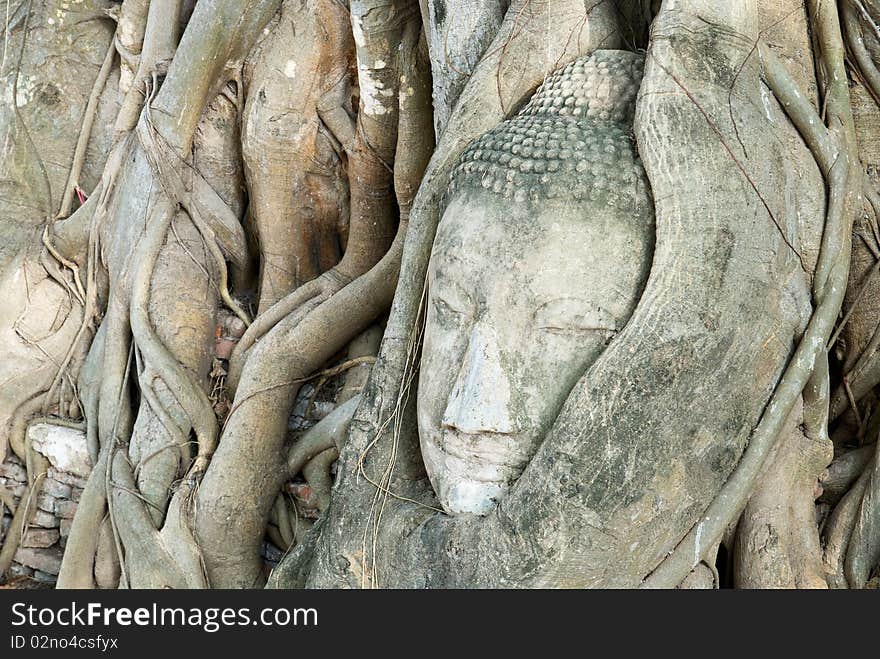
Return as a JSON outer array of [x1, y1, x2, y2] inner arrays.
[[33, 570, 58, 584], [48, 467, 88, 489], [41, 478, 72, 500], [55, 499, 78, 519], [31, 509, 59, 529], [28, 423, 92, 478], [21, 528, 60, 548], [8, 562, 33, 578], [13, 546, 64, 575], [0, 460, 27, 482], [1, 479, 25, 499], [36, 492, 58, 513]]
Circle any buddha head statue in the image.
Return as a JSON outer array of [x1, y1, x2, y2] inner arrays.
[[417, 50, 655, 515]]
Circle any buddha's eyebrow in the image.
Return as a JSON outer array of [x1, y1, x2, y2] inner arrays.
[[429, 273, 475, 304], [429, 243, 480, 279], [533, 297, 587, 314], [533, 297, 619, 326]]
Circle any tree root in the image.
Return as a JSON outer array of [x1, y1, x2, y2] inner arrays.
[[114, 0, 150, 93], [287, 394, 360, 478], [227, 273, 343, 393], [822, 444, 875, 504], [0, 448, 47, 580], [338, 326, 383, 404], [57, 38, 117, 220], [196, 221, 408, 587], [58, 0, 283, 588], [823, 467, 870, 587], [827, 0, 880, 416], [733, 400, 832, 588], [841, 438, 880, 586], [642, 19, 860, 588], [114, 0, 183, 135], [303, 449, 338, 513], [272, 495, 295, 549], [127, 189, 216, 474], [843, 0, 880, 106], [56, 449, 108, 587], [240, 0, 353, 312]]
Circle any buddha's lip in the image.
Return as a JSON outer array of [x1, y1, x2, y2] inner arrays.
[[428, 428, 534, 472]]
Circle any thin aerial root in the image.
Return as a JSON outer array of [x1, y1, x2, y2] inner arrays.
[[41, 226, 85, 304], [58, 38, 117, 219], [184, 199, 251, 327], [842, 0, 880, 108], [226, 353, 370, 423], [828, 249, 880, 349]]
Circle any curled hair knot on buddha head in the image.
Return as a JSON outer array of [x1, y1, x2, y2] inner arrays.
[[443, 50, 652, 213]]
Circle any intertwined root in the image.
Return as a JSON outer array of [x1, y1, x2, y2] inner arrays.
[[56, 0, 285, 588], [192, 1, 433, 588], [51, 0, 431, 589], [59, 114, 231, 588]]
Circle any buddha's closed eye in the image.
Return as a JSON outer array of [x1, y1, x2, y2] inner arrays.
[[430, 282, 474, 322], [534, 298, 618, 336]]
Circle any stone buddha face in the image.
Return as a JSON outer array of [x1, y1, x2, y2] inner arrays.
[[417, 50, 653, 515]]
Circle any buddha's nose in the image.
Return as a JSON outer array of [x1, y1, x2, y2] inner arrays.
[[441, 324, 516, 435]]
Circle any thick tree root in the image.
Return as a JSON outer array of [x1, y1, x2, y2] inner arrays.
[[733, 400, 832, 588], [643, 17, 860, 587], [823, 468, 871, 587], [241, 0, 354, 312], [842, 442, 880, 587], [287, 395, 361, 478], [822, 444, 875, 505]]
